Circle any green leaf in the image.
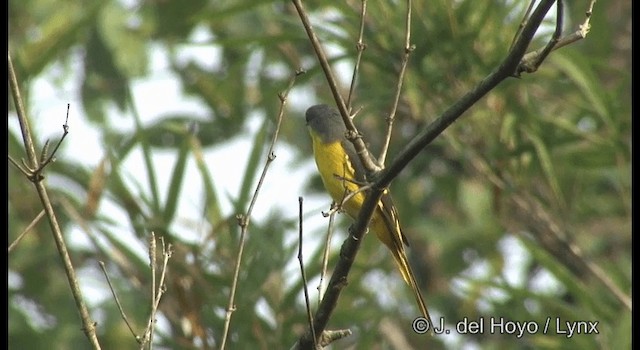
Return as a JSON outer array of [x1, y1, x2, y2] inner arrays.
[[98, 1, 149, 77], [163, 126, 191, 222], [234, 116, 269, 214], [526, 131, 565, 208]]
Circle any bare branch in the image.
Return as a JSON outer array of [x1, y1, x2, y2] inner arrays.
[[220, 70, 303, 349], [140, 236, 173, 350], [515, 0, 563, 75], [317, 206, 337, 302], [378, 0, 414, 166], [346, 0, 368, 112], [297, 197, 317, 348], [378, 0, 556, 188], [291, 0, 382, 174], [510, 0, 537, 51], [8, 51, 102, 349], [36, 104, 70, 172], [99, 261, 139, 341], [518, 0, 595, 73]]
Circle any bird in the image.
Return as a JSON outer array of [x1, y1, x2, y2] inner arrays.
[[305, 104, 433, 327]]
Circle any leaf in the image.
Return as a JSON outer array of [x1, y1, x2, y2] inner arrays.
[[526, 131, 565, 208], [163, 126, 191, 222], [98, 1, 149, 77], [234, 116, 269, 213]]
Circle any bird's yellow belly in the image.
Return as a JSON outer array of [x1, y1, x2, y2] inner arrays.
[[312, 140, 366, 220]]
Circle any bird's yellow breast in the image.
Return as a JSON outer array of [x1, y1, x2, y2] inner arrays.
[[310, 136, 365, 219], [310, 131, 410, 283]]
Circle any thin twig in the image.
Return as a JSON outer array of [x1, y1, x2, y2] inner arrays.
[[9, 54, 38, 170], [515, 0, 563, 75], [220, 70, 303, 350], [8, 155, 31, 177], [297, 197, 317, 348], [518, 0, 595, 74], [346, 0, 368, 112], [318, 206, 336, 303], [321, 181, 371, 218], [9, 52, 102, 349], [149, 232, 157, 323], [36, 104, 70, 173], [99, 261, 139, 340], [378, 0, 414, 166], [140, 236, 173, 350], [510, 0, 536, 51], [146, 232, 158, 349], [8, 209, 45, 253]]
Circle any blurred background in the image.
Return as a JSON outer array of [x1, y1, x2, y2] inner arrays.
[[8, 0, 630, 349]]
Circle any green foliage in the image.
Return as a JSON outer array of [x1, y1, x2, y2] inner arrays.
[[9, 0, 630, 349]]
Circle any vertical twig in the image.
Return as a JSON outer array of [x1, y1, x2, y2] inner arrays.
[[144, 232, 158, 349], [378, 0, 414, 166], [317, 205, 337, 303], [149, 232, 157, 319], [516, 0, 564, 75], [346, 0, 369, 113], [297, 197, 317, 348], [220, 70, 304, 349], [140, 236, 172, 350]]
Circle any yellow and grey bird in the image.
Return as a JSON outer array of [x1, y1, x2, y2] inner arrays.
[[305, 104, 433, 326]]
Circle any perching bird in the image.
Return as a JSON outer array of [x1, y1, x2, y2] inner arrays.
[[305, 104, 433, 327]]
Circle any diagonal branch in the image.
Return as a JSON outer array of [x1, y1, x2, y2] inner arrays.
[[378, 0, 556, 187], [294, 0, 559, 348], [9, 52, 102, 349], [291, 0, 382, 174]]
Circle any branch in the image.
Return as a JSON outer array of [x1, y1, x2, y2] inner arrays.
[[99, 261, 139, 340], [378, 0, 556, 187], [345, 0, 368, 112], [291, 0, 382, 174], [317, 203, 337, 303], [297, 197, 318, 348], [8, 209, 45, 253], [219, 70, 304, 349], [518, 0, 595, 74], [9, 52, 102, 348], [139, 235, 173, 349], [378, 0, 414, 167]]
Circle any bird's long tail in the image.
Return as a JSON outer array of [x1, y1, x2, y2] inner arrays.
[[391, 247, 434, 330]]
